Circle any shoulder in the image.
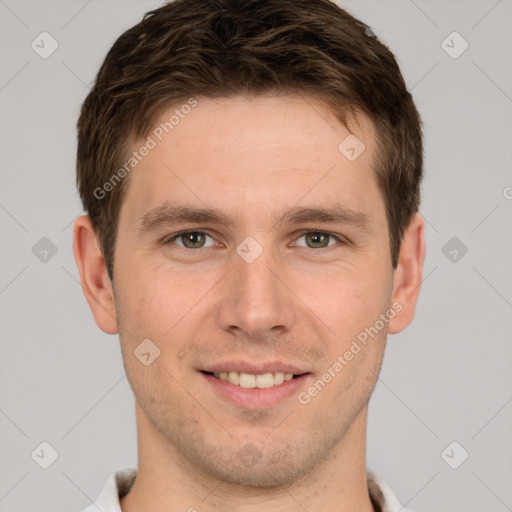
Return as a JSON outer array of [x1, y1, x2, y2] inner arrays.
[[78, 467, 137, 512], [367, 468, 414, 512]]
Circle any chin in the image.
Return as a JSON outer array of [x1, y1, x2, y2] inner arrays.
[[185, 439, 332, 490]]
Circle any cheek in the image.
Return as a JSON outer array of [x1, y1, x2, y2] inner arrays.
[[318, 267, 392, 349], [114, 266, 177, 344], [114, 261, 216, 365], [326, 265, 386, 308]]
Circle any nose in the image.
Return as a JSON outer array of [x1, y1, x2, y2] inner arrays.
[[214, 246, 296, 340]]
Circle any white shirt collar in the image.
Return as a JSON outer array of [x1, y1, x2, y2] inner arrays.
[[81, 467, 410, 512]]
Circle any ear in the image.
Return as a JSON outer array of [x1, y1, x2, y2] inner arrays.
[[387, 213, 426, 334], [73, 215, 119, 334]]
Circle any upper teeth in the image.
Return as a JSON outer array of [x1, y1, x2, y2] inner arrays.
[[213, 371, 294, 388]]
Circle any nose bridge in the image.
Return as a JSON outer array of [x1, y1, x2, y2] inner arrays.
[[215, 240, 295, 338]]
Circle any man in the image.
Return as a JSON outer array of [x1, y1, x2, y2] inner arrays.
[[73, 0, 425, 510]]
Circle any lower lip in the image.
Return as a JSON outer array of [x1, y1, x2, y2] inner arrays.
[[201, 372, 311, 409]]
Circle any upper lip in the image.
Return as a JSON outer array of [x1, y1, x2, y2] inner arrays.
[[200, 361, 310, 375]]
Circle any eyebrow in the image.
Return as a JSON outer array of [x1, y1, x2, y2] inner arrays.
[[136, 201, 371, 235]]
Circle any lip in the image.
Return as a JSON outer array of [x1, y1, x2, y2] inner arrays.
[[200, 361, 309, 375], [200, 371, 312, 409]]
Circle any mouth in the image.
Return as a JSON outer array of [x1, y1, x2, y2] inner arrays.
[[199, 368, 312, 409], [201, 370, 302, 389]]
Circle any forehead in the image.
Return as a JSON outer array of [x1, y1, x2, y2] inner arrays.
[[120, 94, 384, 228], [146, 94, 375, 167]]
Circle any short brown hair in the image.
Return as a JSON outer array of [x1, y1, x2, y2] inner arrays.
[[76, 0, 423, 279]]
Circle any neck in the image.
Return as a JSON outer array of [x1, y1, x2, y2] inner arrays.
[[121, 403, 375, 512]]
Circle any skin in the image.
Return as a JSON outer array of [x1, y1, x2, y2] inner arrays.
[[73, 94, 425, 512]]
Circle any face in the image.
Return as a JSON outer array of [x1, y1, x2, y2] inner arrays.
[[103, 95, 401, 486]]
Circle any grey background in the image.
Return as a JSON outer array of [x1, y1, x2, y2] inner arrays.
[[0, 0, 511, 510]]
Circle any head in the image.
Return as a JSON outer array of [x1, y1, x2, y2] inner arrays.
[[74, 0, 425, 489]]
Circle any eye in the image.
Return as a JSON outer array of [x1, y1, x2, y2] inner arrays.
[[164, 230, 216, 249], [162, 230, 346, 251], [293, 231, 345, 249]]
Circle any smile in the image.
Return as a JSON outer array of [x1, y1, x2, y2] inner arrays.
[[206, 371, 296, 388], [200, 369, 311, 409]]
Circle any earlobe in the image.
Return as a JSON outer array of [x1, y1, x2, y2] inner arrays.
[[72, 215, 119, 334], [387, 213, 426, 335]]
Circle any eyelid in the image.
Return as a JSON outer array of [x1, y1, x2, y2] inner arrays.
[[162, 228, 348, 249]]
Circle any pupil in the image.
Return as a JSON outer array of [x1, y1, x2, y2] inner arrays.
[[185, 232, 203, 247], [308, 232, 327, 247]]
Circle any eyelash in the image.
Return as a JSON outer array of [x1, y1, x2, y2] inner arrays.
[[162, 229, 348, 251]]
